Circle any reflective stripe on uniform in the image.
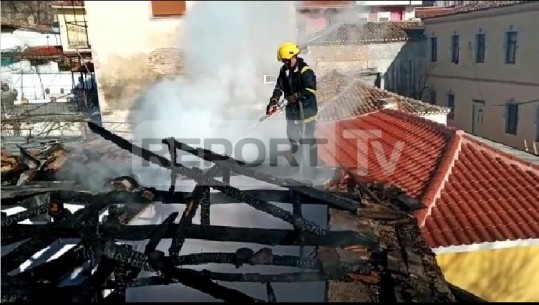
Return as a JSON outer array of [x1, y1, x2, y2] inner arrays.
[[293, 115, 317, 125], [300, 66, 317, 94], [300, 66, 311, 74]]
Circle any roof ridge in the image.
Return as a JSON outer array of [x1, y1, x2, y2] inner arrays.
[[416, 130, 465, 227], [462, 134, 539, 173]]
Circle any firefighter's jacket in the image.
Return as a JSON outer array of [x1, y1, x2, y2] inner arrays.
[[272, 58, 318, 121]]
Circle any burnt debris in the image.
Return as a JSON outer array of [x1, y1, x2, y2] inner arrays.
[[0, 123, 459, 303]]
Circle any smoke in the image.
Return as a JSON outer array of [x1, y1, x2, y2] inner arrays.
[[296, 3, 369, 50], [126, 1, 299, 185]]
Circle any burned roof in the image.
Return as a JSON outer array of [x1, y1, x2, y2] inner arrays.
[[1, 122, 460, 302], [317, 70, 450, 121], [422, 1, 532, 19], [309, 21, 425, 45]]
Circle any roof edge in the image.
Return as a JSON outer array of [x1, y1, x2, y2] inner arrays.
[[462, 134, 539, 173], [422, 1, 534, 21], [416, 130, 464, 227]]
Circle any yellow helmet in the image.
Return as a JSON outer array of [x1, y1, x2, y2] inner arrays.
[[277, 42, 300, 61]]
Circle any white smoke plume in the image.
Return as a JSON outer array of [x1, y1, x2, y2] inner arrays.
[[128, 1, 299, 186]]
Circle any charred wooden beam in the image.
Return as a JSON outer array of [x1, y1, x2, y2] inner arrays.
[[4, 223, 378, 248], [1, 203, 48, 226], [2, 198, 110, 273], [87, 122, 327, 237], [148, 251, 264, 303], [169, 185, 208, 256], [15, 242, 87, 284], [168, 139, 360, 212], [266, 282, 277, 302], [340, 167, 384, 205], [3, 188, 348, 207]]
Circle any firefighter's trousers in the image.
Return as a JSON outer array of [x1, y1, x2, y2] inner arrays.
[[286, 118, 318, 169]]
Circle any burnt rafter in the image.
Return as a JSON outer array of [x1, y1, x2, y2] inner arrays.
[[2, 188, 347, 207], [4, 223, 378, 248], [1, 122, 460, 303], [87, 122, 327, 236], [167, 139, 360, 212]]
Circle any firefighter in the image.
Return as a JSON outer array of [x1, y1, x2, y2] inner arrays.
[[266, 42, 318, 169]]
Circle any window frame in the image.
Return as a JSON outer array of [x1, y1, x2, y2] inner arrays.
[[505, 103, 519, 135], [475, 33, 486, 63], [430, 36, 438, 62], [447, 93, 455, 120], [505, 31, 518, 64], [451, 34, 459, 64]]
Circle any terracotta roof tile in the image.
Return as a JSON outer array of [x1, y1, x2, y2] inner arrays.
[[316, 109, 539, 248], [422, 1, 531, 19], [415, 7, 455, 19], [20, 46, 64, 57], [316, 109, 454, 199], [421, 135, 539, 248], [309, 21, 425, 45], [317, 70, 450, 121]]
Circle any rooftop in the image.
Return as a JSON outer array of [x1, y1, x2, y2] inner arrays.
[[1, 124, 461, 302], [316, 110, 539, 251], [422, 1, 532, 19], [309, 21, 425, 45], [317, 70, 450, 121]]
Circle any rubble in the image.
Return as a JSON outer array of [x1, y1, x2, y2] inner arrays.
[[0, 123, 466, 303]]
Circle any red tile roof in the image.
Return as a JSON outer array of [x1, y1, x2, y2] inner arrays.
[[317, 110, 454, 198], [20, 46, 64, 58], [415, 7, 455, 19], [317, 110, 539, 249], [422, 1, 531, 19], [420, 134, 539, 248], [317, 71, 450, 121], [309, 21, 425, 45]]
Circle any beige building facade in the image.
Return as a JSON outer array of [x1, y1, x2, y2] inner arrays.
[[423, 2, 539, 153], [83, 1, 195, 111]]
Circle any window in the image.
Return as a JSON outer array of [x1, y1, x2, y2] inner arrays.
[[151, 1, 186, 17], [430, 37, 438, 62], [505, 103, 519, 135], [475, 33, 486, 63], [65, 21, 89, 48], [451, 35, 459, 64], [379, 17, 389, 21], [447, 94, 455, 120], [505, 31, 518, 64], [430, 90, 437, 104]]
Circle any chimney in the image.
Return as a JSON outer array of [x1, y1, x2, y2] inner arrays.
[[376, 98, 399, 110]]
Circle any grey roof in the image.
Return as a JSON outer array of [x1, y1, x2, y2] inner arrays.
[[309, 21, 425, 45]]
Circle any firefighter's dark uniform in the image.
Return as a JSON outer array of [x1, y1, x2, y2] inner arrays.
[[269, 57, 318, 167]]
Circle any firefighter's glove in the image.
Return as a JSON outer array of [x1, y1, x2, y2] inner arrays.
[[266, 98, 278, 115], [286, 93, 300, 104]]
